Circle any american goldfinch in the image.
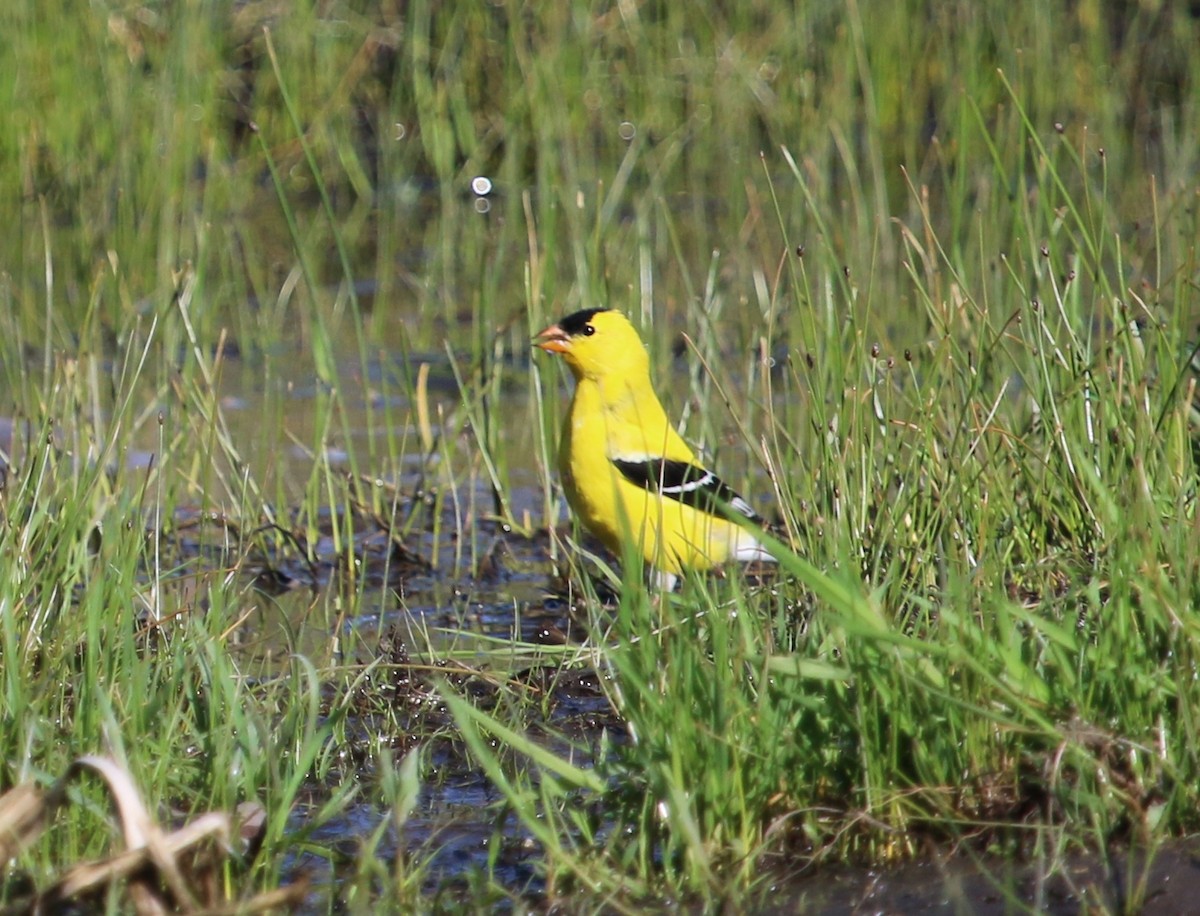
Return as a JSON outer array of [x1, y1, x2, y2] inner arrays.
[[534, 308, 774, 589]]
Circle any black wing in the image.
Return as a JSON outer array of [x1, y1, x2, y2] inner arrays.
[[612, 457, 763, 523]]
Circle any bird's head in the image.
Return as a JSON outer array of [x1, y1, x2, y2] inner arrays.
[[533, 308, 650, 383]]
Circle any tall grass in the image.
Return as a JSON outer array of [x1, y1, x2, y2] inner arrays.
[[0, 0, 1197, 910]]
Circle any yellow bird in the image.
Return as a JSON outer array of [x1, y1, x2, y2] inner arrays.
[[534, 308, 774, 589]]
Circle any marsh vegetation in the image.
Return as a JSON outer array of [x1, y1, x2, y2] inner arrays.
[[1, 1, 1199, 911]]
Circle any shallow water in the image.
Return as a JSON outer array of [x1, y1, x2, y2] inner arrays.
[[782, 838, 1200, 914]]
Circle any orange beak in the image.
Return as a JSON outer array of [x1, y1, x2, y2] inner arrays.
[[533, 323, 571, 354]]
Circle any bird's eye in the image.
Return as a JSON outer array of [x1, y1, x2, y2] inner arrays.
[[583, 324, 595, 336]]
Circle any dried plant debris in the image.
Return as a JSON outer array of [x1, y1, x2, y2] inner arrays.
[[0, 756, 302, 914]]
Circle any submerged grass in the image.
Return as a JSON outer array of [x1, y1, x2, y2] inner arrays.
[[1, 0, 1199, 911]]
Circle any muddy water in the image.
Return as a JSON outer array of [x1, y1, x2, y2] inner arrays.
[[783, 839, 1200, 913], [175, 341, 606, 901]]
